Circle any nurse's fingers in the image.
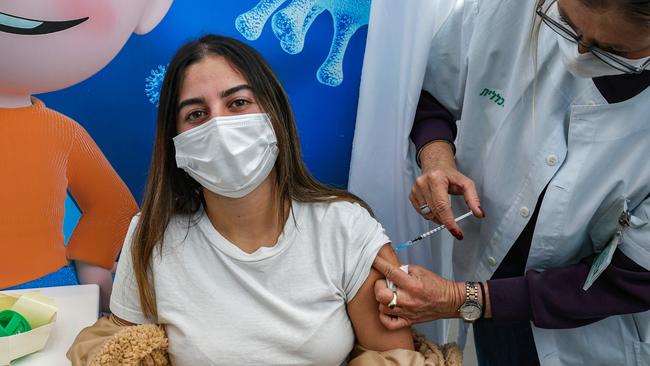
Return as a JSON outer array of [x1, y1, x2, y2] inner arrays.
[[413, 167, 469, 239], [427, 175, 463, 239], [413, 170, 453, 227], [378, 312, 411, 330], [449, 172, 485, 219], [373, 257, 416, 292], [409, 188, 437, 222], [378, 303, 418, 319], [374, 278, 395, 305]]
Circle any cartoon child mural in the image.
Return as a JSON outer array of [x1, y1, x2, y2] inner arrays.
[[0, 0, 172, 311]]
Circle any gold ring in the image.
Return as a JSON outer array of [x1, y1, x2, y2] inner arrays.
[[388, 291, 398, 309]]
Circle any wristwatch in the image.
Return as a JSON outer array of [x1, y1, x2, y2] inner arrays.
[[459, 282, 482, 322]]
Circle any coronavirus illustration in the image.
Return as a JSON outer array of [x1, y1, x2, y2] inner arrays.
[[145, 64, 167, 106], [236, 0, 371, 86]]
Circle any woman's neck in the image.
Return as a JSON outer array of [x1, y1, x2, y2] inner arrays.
[[202, 174, 288, 254]]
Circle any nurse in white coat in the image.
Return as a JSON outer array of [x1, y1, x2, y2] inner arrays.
[[373, 0, 650, 365]]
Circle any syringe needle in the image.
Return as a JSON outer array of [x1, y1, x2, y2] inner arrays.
[[417, 211, 473, 240], [394, 241, 412, 252], [395, 211, 474, 252]]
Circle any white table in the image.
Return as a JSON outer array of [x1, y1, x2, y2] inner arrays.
[[2, 285, 99, 366]]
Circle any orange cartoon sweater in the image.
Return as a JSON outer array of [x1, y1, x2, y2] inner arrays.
[[0, 99, 138, 288]]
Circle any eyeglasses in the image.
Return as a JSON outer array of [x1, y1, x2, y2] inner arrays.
[[536, 0, 650, 74]]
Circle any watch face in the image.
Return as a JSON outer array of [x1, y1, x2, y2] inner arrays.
[[460, 303, 481, 322]]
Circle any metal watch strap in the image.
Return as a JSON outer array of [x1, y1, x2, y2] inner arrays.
[[460, 281, 482, 322], [466, 281, 479, 303], [478, 281, 486, 319]]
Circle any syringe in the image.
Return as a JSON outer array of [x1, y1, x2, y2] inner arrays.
[[395, 211, 474, 253]]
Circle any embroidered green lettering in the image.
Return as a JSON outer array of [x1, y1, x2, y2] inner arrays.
[[479, 88, 505, 107]]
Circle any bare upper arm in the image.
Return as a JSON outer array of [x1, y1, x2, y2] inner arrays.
[[347, 243, 414, 351]]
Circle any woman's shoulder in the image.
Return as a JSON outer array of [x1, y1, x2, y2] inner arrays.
[[301, 199, 370, 219], [298, 199, 376, 232], [124, 211, 203, 248]]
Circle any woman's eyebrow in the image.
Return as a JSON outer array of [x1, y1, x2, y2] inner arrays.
[[220, 84, 252, 98], [178, 97, 205, 110]]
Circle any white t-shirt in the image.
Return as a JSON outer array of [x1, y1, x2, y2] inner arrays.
[[110, 200, 389, 366]]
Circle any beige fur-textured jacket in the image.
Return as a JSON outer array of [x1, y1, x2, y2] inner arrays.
[[67, 315, 461, 365], [67, 315, 169, 366]]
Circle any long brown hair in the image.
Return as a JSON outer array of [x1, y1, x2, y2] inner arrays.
[[132, 34, 371, 319]]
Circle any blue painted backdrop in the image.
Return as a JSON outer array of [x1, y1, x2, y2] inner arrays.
[[35, 1, 370, 239]]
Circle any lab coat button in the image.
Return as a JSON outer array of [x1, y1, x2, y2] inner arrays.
[[520, 206, 530, 218], [546, 154, 558, 166], [487, 256, 498, 267]]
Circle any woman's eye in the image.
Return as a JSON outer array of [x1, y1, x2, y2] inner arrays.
[[187, 110, 206, 121], [230, 99, 251, 109]]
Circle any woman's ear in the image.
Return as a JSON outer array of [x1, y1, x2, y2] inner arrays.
[[134, 0, 173, 35]]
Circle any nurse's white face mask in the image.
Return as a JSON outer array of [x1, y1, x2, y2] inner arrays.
[[173, 113, 279, 198], [556, 35, 650, 78], [549, 4, 650, 78]]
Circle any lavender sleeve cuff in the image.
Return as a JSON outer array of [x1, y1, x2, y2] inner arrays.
[[488, 249, 650, 329], [488, 276, 532, 323], [410, 91, 457, 154]]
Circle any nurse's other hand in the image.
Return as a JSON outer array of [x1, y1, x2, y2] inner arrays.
[[372, 256, 465, 330], [410, 140, 484, 239]]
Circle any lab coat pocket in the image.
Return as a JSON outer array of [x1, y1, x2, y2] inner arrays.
[[588, 196, 627, 253], [633, 341, 650, 366], [632, 311, 650, 365]]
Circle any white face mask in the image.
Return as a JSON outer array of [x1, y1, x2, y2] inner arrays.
[[173, 113, 279, 198], [557, 35, 624, 78], [549, 4, 650, 78]]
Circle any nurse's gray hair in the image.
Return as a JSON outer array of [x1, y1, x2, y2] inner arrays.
[[529, 0, 650, 59], [533, 0, 650, 27], [579, 0, 650, 26]]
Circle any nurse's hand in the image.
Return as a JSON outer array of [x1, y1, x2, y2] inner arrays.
[[372, 256, 466, 329], [411, 140, 484, 239]]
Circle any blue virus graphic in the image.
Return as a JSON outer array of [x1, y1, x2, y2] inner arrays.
[[235, 0, 371, 87], [145, 64, 167, 106]]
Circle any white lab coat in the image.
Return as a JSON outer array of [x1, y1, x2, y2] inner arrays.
[[419, 0, 650, 365], [348, 0, 456, 343]]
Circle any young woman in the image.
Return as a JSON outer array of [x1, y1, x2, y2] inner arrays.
[[107, 35, 414, 365]]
